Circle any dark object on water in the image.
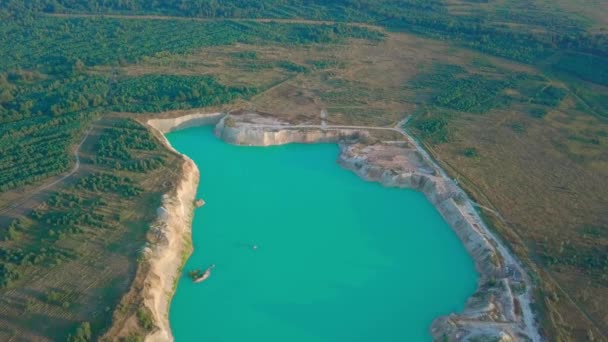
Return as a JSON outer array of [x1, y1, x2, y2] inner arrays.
[[189, 264, 215, 283], [188, 270, 202, 279]]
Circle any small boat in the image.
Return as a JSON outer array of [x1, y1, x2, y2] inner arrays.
[[190, 264, 215, 283]]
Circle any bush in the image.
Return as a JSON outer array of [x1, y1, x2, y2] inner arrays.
[[510, 122, 526, 134], [67, 322, 91, 342], [412, 116, 451, 144], [2, 219, 21, 241], [230, 51, 258, 59], [532, 85, 567, 106], [275, 60, 309, 73], [528, 107, 548, 118], [0, 263, 20, 288], [121, 334, 143, 342], [462, 147, 479, 158], [137, 307, 155, 331]]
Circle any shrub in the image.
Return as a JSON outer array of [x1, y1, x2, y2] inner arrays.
[[462, 147, 479, 158], [510, 122, 526, 134], [121, 334, 143, 342], [137, 307, 155, 331], [67, 322, 91, 342], [412, 116, 451, 144], [528, 107, 548, 118]]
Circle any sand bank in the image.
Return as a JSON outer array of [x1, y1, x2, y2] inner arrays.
[[140, 120, 201, 342]]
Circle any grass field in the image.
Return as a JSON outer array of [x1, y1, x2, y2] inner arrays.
[[405, 58, 608, 340]]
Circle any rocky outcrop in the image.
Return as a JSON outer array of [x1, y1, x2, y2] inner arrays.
[[214, 114, 367, 146], [142, 120, 201, 342], [214, 113, 540, 341], [147, 112, 224, 134], [338, 143, 502, 278], [338, 143, 539, 341]]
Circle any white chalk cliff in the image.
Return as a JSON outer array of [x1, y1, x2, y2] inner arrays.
[[141, 112, 540, 342]]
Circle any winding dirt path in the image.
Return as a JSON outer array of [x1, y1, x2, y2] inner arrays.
[[0, 128, 92, 216]]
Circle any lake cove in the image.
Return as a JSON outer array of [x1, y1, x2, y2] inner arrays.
[[167, 125, 477, 342]]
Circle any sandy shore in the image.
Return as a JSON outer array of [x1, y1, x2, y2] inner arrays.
[[141, 111, 541, 342], [139, 118, 207, 342]]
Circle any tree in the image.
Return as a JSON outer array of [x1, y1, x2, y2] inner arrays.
[[67, 322, 91, 342], [73, 59, 85, 74]]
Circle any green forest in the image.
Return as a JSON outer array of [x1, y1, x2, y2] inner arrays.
[[0, 14, 382, 191], [2, 0, 606, 72], [408, 62, 571, 143], [1, 0, 605, 191]]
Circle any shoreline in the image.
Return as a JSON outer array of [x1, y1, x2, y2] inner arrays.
[[141, 111, 541, 341], [138, 114, 222, 342]]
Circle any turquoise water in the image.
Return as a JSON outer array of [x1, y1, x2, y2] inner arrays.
[[167, 126, 477, 342]]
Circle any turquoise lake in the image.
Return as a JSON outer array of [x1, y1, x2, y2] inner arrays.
[[167, 126, 477, 342]]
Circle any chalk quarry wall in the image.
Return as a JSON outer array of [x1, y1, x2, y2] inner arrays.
[[213, 115, 538, 341], [140, 113, 538, 342], [141, 120, 201, 342], [214, 116, 365, 146], [148, 112, 224, 134], [338, 148, 501, 278]]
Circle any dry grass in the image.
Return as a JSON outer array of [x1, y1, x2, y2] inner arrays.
[[107, 33, 461, 127], [424, 85, 608, 339]]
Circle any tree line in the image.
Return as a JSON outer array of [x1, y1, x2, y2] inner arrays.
[[1, 0, 605, 85], [0, 14, 384, 191]]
